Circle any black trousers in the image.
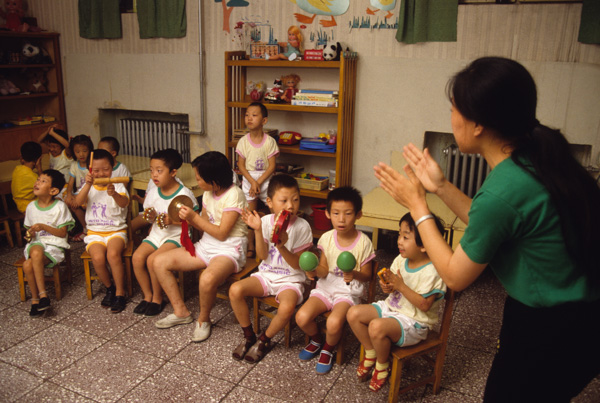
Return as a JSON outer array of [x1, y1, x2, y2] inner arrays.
[[483, 296, 600, 403]]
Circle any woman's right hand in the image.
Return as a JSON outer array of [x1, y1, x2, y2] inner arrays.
[[403, 144, 447, 194]]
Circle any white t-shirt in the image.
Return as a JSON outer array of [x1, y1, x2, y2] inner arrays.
[[112, 161, 131, 178], [201, 185, 248, 238], [85, 183, 129, 233], [69, 161, 88, 193], [24, 199, 74, 249], [144, 183, 199, 243], [235, 133, 279, 171], [49, 149, 72, 183], [317, 229, 376, 276]]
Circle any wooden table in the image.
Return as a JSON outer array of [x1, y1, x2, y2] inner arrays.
[[356, 187, 466, 250]]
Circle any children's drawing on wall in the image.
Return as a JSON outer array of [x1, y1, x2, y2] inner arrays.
[[290, 0, 350, 27], [366, 0, 397, 19], [350, 0, 399, 31], [214, 0, 249, 33]]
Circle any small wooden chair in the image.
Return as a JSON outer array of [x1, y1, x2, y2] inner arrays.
[[0, 180, 25, 248], [0, 214, 13, 248], [304, 261, 379, 364], [14, 251, 73, 301], [360, 288, 456, 402]]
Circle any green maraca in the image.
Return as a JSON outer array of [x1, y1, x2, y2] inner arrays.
[[337, 251, 356, 285], [299, 251, 319, 273]]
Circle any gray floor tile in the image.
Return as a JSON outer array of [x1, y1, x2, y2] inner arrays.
[[0, 361, 43, 402], [58, 301, 143, 340], [0, 307, 54, 352], [15, 381, 96, 403]]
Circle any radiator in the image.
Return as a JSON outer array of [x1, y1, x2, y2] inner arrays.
[[443, 145, 490, 198], [120, 118, 190, 163]]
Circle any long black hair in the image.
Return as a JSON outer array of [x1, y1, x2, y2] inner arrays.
[[447, 56, 600, 285]]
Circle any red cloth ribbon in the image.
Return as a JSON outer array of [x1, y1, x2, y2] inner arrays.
[[180, 221, 195, 256]]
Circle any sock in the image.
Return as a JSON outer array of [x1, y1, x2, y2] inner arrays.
[[242, 325, 255, 340], [375, 361, 390, 380], [39, 291, 47, 297], [318, 342, 336, 364], [363, 349, 376, 367], [305, 333, 323, 352], [259, 332, 271, 344]]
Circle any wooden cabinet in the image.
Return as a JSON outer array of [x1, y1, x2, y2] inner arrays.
[[0, 32, 66, 161], [224, 51, 358, 199]]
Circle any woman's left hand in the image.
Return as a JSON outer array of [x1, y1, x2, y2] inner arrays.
[[373, 162, 427, 211]]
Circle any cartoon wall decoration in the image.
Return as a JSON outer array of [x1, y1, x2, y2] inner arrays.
[[367, 0, 397, 19], [290, 0, 350, 28], [215, 0, 249, 33]]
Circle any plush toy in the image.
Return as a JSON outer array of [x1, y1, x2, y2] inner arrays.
[[267, 25, 304, 61], [22, 42, 52, 64], [0, 76, 20, 95], [246, 80, 266, 101], [264, 78, 284, 103], [0, 0, 28, 32], [323, 42, 342, 61], [25, 70, 47, 93], [280, 74, 301, 103]]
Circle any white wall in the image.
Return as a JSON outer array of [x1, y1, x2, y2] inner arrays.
[[25, 0, 600, 195]]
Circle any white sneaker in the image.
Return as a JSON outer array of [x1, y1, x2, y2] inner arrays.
[[155, 313, 193, 329], [191, 321, 211, 342]]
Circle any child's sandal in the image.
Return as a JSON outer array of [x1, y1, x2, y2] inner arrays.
[[357, 356, 376, 382], [244, 338, 270, 364], [232, 337, 255, 361], [369, 367, 391, 392]]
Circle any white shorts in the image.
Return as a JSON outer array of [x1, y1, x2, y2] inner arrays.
[[251, 271, 305, 305], [310, 273, 365, 311], [85, 230, 128, 252], [143, 231, 180, 250], [194, 233, 247, 273], [242, 170, 270, 203], [372, 300, 429, 347], [24, 242, 65, 268]]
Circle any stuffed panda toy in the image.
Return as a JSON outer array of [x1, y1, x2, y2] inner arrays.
[[21, 42, 52, 64], [323, 42, 342, 61]]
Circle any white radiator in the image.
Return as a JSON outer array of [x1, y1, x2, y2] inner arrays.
[[443, 145, 490, 198], [120, 118, 190, 163]]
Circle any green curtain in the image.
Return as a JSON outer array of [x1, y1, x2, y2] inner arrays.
[[78, 0, 122, 39], [578, 0, 600, 44], [137, 0, 187, 39], [396, 0, 457, 44]]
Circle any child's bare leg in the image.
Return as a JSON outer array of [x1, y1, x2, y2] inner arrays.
[[198, 256, 235, 323], [88, 243, 112, 288], [132, 242, 155, 302], [246, 199, 258, 257], [154, 247, 205, 318], [347, 304, 380, 349], [325, 302, 352, 346], [26, 246, 50, 298], [131, 214, 149, 234], [369, 318, 402, 363], [265, 289, 298, 338], [73, 207, 86, 233], [147, 242, 177, 304], [229, 276, 264, 328], [296, 296, 328, 336], [106, 238, 126, 296], [22, 257, 40, 301]]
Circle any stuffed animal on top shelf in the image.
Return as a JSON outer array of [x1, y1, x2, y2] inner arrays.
[[323, 42, 349, 61], [280, 74, 301, 103], [22, 42, 52, 64], [0, 76, 20, 95], [25, 70, 47, 93], [0, 0, 29, 32]]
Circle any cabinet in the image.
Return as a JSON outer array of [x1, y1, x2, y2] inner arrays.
[[0, 32, 66, 161], [224, 51, 358, 199]]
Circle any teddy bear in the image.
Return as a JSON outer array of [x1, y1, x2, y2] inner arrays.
[[322, 42, 349, 61], [25, 70, 47, 93], [21, 42, 52, 64], [0, 76, 20, 95]]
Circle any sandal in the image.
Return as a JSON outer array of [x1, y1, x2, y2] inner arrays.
[[70, 232, 85, 242], [357, 356, 376, 382], [232, 337, 256, 361], [369, 367, 390, 392], [244, 338, 270, 364]]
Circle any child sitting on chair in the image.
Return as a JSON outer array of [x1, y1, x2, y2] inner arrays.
[[153, 151, 248, 343], [38, 125, 72, 187], [65, 135, 94, 241], [229, 174, 313, 363], [75, 149, 130, 313], [23, 169, 74, 316], [11, 141, 42, 213], [98, 136, 130, 178], [132, 149, 198, 317], [295, 186, 375, 374], [347, 213, 446, 392]]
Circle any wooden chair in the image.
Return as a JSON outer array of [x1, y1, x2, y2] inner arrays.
[[360, 288, 456, 402], [14, 251, 73, 301], [0, 180, 25, 248], [0, 213, 13, 248], [80, 181, 135, 300], [304, 261, 379, 364]]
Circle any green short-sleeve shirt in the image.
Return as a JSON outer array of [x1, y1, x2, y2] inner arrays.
[[460, 158, 599, 307]]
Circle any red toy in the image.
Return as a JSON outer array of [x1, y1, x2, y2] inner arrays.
[[270, 209, 291, 244], [0, 0, 28, 32], [280, 73, 301, 103]]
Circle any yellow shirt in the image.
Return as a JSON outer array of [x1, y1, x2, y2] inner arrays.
[[11, 165, 38, 213]]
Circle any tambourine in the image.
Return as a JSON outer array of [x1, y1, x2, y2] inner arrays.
[[167, 195, 194, 224], [270, 209, 291, 244]]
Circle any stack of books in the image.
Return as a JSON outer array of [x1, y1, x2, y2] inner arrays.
[[292, 89, 338, 107]]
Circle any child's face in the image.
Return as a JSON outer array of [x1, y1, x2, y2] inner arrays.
[[47, 142, 62, 157], [245, 106, 267, 131], [91, 158, 113, 179], [267, 186, 300, 217], [150, 158, 176, 189], [98, 141, 117, 157], [194, 170, 215, 192], [33, 174, 57, 197], [73, 144, 90, 166], [397, 221, 425, 260], [326, 200, 360, 234]]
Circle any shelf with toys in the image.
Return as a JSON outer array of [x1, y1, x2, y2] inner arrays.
[[0, 31, 66, 161], [224, 50, 357, 200]]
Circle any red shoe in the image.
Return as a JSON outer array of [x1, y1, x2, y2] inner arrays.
[[369, 367, 390, 392], [357, 357, 376, 382]]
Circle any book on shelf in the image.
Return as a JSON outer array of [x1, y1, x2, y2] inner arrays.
[[293, 94, 338, 102], [291, 99, 338, 107], [297, 89, 338, 95]]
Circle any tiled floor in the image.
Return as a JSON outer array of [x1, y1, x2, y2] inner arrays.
[[0, 240, 598, 402]]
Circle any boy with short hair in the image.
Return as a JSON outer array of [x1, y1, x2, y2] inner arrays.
[[295, 186, 375, 374], [98, 136, 131, 178], [229, 174, 313, 363], [12, 141, 43, 213], [38, 125, 72, 185], [23, 169, 74, 316]]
